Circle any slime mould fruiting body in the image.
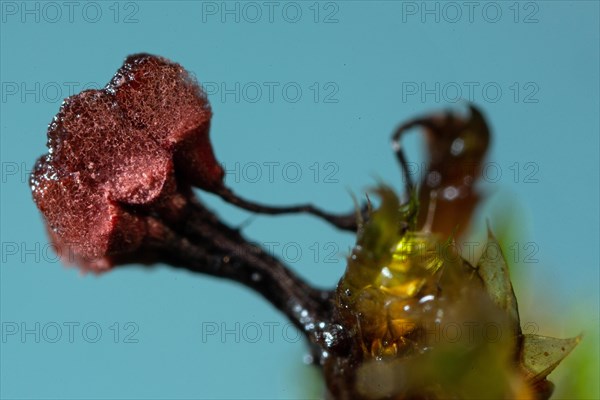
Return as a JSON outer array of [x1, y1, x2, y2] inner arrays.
[[325, 187, 580, 399], [30, 53, 357, 271]]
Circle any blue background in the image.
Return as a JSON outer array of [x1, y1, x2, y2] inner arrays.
[[1, 1, 598, 399]]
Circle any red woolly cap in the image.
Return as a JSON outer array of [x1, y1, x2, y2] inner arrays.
[[31, 54, 223, 266]]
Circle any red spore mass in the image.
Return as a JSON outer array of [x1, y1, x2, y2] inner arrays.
[[30, 54, 223, 269]]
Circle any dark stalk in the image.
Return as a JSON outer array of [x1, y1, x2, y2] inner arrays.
[[141, 196, 336, 336]]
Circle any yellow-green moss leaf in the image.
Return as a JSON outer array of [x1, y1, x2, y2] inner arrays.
[[521, 334, 581, 381], [476, 228, 520, 333]]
